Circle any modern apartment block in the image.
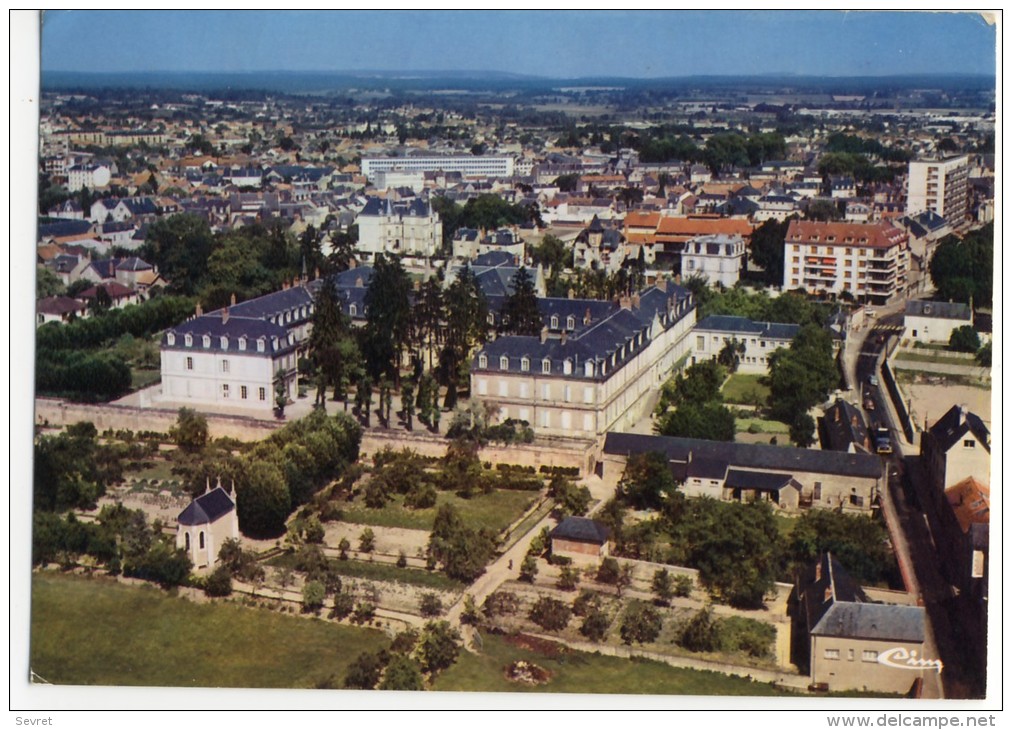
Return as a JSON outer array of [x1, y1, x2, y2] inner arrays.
[[361, 155, 515, 181], [783, 220, 910, 305], [906, 156, 970, 223]]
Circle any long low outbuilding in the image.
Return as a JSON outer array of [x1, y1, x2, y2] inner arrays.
[[601, 432, 883, 513]]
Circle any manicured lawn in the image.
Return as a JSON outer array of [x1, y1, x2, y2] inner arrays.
[[721, 373, 770, 405], [266, 552, 463, 592], [122, 458, 178, 484], [735, 417, 789, 435], [130, 368, 161, 391], [30, 571, 389, 688], [432, 633, 792, 696], [341, 489, 538, 534]]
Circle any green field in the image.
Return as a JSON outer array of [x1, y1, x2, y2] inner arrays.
[[721, 373, 770, 405], [734, 417, 789, 435], [341, 489, 537, 533], [267, 552, 463, 592], [30, 572, 389, 688], [432, 633, 790, 696]]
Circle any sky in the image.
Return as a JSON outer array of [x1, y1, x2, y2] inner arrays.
[[39, 10, 997, 79]]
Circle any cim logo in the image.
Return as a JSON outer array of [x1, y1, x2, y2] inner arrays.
[[877, 647, 943, 673]]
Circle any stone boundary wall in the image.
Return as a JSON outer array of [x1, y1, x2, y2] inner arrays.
[[35, 398, 597, 475]]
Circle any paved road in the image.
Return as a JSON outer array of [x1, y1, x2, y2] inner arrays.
[[852, 313, 985, 699]]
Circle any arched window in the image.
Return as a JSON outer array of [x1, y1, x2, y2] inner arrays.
[[542, 358, 552, 374], [184, 334, 193, 347], [199, 532, 205, 549], [521, 357, 530, 372], [220, 336, 228, 349], [478, 354, 487, 369], [238, 337, 247, 351], [487, 312, 495, 325], [166, 333, 175, 346], [184, 533, 190, 550], [202, 335, 211, 348], [567, 315, 575, 330], [584, 361, 594, 377], [550, 315, 559, 329], [500, 355, 509, 370], [563, 359, 572, 375], [257, 338, 265, 352]]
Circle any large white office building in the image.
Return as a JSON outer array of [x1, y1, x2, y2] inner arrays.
[[361, 155, 515, 181]]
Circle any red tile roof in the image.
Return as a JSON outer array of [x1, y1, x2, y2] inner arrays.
[[786, 220, 907, 249]]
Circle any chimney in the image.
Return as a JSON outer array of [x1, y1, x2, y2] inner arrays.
[[568, 288, 575, 299], [282, 280, 289, 290], [349, 258, 357, 269], [195, 302, 203, 317], [958, 404, 968, 424], [230, 479, 237, 500], [851, 414, 858, 427], [619, 294, 632, 310], [584, 307, 592, 325], [204, 477, 211, 495], [222, 306, 229, 324], [355, 276, 363, 288], [230, 292, 237, 306], [540, 326, 549, 344], [314, 266, 320, 280], [414, 279, 421, 291], [834, 407, 840, 423], [631, 292, 641, 309], [561, 330, 568, 345]]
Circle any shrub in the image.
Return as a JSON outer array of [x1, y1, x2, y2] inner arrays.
[[419, 592, 443, 618], [358, 528, 376, 553], [596, 557, 621, 585], [352, 602, 376, 624], [580, 608, 611, 642], [620, 602, 662, 645], [329, 592, 354, 620], [572, 589, 601, 617], [483, 590, 520, 617], [674, 574, 694, 598], [204, 566, 233, 597], [528, 596, 572, 632], [556, 564, 581, 591], [302, 580, 326, 614]]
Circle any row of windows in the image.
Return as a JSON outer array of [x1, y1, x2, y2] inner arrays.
[[476, 378, 595, 404], [220, 384, 267, 401], [823, 649, 880, 662], [270, 305, 312, 325], [169, 332, 293, 352], [498, 405, 596, 432]]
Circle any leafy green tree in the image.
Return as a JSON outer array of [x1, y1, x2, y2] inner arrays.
[[748, 218, 790, 285], [655, 401, 736, 442], [596, 556, 621, 585], [717, 338, 747, 373], [363, 254, 412, 382], [788, 510, 894, 585], [929, 225, 993, 307], [330, 591, 355, 620], [36, 266, 66, 298], [358, 527, 376, 553], [344, 651, 384, 689], [309, 276, 359, 407], [976, 342, 992, 367], [142, 214, 215, 296], [767, 324, 838, 424], [401, 380, 415, 430], [274, 367, 290, 416], [237, 460, 290, 538], [204, 566, 233, 597], [419, 592, 443, 617], [703, 133, 749, 175], [617, 451, 679, 510], [620, 602, 662, 645], [519, 554, 539, 583], [529, 234, 572, 272], [171, 408, 208, 453], [949, 325, 981, 353], [789, 412, 817, 448], [580, 608, 611, 642], [804, 199, 843, 222], [678, 606, 718, 652], [557, 564, 581, 591], [674, 574, 694, 598], [651, 569, 675, 606], [379, 656, 425, 691], [417, 621, 460, 674], [528, 596, 572, 632], [427, 503, 496, 581], [499, 267, 542, 336], [549, 477, 592, 518]]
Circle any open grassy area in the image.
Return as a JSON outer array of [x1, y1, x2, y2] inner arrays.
[[266, 551, 463, 592], [432, 633, 791, 696], [130, 368, 162, 391], [341, 489, 538, 534], [722, 373, 770, 405], [30, 571, 389, 688], [122, 458, 178, 484], [735, 417, 789, 435], [894, 351, 977, 366]]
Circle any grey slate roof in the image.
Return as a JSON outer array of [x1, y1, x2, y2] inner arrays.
[[603, 432, 883, 479], [473, 250, 514, 267], [821, 399, 871, 454], [39, 219, 93, 239], [803, 554, 925, 643], [177, 486, 235, 526], [695, 315, 801, 342], [163, 315, 297, 357], [927, 405, 990, 453], [551, 516, 610, 545], [724, 469, 796, 492], [904, 300, 972, 322], [359, 196, 432, 218]]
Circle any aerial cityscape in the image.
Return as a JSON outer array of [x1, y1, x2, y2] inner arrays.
[[22, 10, 996, 707]]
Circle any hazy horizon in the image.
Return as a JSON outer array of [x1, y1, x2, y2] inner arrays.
[[40, 10, 997, 79]]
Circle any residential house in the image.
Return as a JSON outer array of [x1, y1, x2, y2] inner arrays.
[[792, 553, 927, 694], [36, 296, 88, 326], [680, 234, 746, 288], [903, 300, 973, 344], [355, 197, 442, 260], [819, 398, 872, 454], [919, 404, 991, 509]]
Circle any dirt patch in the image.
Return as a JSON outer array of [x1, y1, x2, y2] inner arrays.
[[900, 381, 993, 428], [504, 632, 570, 658]]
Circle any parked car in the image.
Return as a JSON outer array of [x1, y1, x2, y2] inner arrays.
[[868, 375, 879, 387]]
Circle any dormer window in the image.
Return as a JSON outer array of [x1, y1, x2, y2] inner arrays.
[[584, 361, 594, 377], [167, 333, 175, 346], [184, 334, 193, 347], [257, 338, 265, 352], [272, 337, 279, 350], [487, 312, 495, 325], [220, 336, 228, 349], [550, 314, 559, 329], [521, 357, 530, 372], [349, 304, 357, 317], [500, 355, 509, 370], [542, 358, 551, 374], [563, 359, 573, 375], [202, 335, 211, 348], [239, 337, 247, 351], [567, 315, 575, 330], [478, 354, 488, 369]]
